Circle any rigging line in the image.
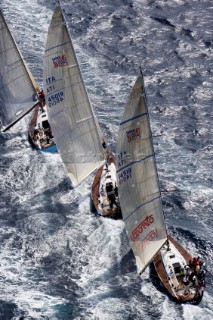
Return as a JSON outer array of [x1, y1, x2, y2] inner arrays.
[[161, 189, 180, 193], [2, 101, 40, 132]]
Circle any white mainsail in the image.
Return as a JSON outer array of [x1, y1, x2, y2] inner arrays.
[[43, 6, 105, 186], [0, 9, 39, 128], [116, 75, 167, 273]]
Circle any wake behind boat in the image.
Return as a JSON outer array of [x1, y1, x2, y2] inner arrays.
[[43, 5, 121, 218], [0, 9, 56, 153], [116, 74, 205, 303]]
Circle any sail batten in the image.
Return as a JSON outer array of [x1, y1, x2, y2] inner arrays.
[[116, 75, 167, 273], [43, 6, 104, 186], [120, 112, 148, 125], [45, 41, 72, 52]]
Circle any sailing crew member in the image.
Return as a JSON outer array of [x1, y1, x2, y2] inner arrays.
[[184, 265, 191, 278], [38, 89, 45, 109], [39, 89, 45, 100], [193, 257, 201, 274], [102, 141, 107, 149], [188, 260, 193, 269]]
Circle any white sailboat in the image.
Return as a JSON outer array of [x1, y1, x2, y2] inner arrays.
[[43, 4, 121, 218], [116, 74, 205, 303], [0, 9, 56, 152]]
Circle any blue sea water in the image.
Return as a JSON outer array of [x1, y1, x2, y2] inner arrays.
[[0, 0, 212, 319]]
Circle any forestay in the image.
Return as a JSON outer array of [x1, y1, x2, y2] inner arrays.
[[116, 76, 167, 273], [0, 9, 38, 128], [43, 6, 104, 186]]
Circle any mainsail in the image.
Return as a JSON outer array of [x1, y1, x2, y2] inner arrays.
[[0, 9, 39, 129], [43, 6, 105, 186], [116, 75, 167, 273]]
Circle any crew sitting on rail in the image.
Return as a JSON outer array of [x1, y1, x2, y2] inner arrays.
[[184, 257, 206, 289]]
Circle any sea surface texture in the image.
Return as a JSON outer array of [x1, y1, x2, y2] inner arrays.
[[0, 0, 212, 319]]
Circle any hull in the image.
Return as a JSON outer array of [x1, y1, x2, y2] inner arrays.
[[153, 235, 205, 303], [92, 152, 122, 219], [28, 104, 57, 153]]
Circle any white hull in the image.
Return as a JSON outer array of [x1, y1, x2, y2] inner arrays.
[[97, 161, 120, 215], [92, 152, 122, 219]]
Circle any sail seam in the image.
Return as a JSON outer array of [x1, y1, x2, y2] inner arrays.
[[116, 154, 153, 173], [120, 112, 147, 125], [123, 195, 161, 221]]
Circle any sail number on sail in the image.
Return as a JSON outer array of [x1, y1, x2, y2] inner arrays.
[[45, 76, 64, 108], [118, 167, 132, 185], [117, 151, 127, 167], [48, 92, 64, 108], [117, 151, 131, 184]]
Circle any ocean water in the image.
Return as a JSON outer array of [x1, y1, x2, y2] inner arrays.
[[0, 0, 212, 319]]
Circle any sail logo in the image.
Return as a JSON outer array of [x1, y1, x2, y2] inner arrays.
[[52, 55, 68, 68], [141, 229, 157, 250], [126, 127, 140, 142], [130, 215, 154, 242]]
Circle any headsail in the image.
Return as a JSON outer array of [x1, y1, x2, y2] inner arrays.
[[0, 9, 39, 129], [43, 6, 105, 186], [116, 75, 167, 273]]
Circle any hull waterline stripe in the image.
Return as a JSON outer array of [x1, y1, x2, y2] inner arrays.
[[120, 112, 147, 126], [116, 154, 153, 173]]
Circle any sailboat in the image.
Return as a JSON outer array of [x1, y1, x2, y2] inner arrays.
[[28, 96, 57, 153], [116, 74, 205, 303], [0, 9, 56, 152], [92, 150, 122, 218], [43, 5, 121, 218]]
